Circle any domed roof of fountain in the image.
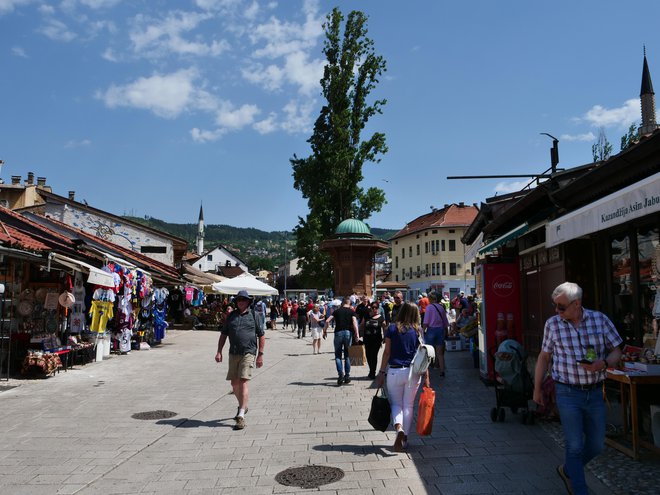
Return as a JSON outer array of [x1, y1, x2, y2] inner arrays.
[[335, 218, 372, 237]]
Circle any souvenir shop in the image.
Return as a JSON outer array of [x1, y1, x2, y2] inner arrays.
[[0, 251, 172, 379]]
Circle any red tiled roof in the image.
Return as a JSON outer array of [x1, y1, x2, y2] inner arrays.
[[0, 206, 82, 255], [390, 204, 479, 240], [0, 221, 51, 251]]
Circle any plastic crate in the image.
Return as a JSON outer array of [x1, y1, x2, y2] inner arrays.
[[445, 337, 463, 352]]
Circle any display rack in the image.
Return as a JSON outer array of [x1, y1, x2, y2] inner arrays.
[[0, 266, 12, 381]]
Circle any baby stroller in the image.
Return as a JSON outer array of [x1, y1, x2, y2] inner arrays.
[[490, 339, 534, 424]]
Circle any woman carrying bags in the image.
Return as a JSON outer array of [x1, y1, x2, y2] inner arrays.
[[376, 302, 431, 452]]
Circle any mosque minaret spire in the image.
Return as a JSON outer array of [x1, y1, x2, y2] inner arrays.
[[196, 203, 205, 255], [640, 46, 659, 135]]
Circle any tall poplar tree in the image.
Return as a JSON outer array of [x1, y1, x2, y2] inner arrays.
[[291, 8, 388, 288]]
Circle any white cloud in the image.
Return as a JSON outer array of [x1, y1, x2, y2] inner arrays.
[[64, 139, 92, 148], [215, 101, 260, 129], [253, 112, 278, 134], [244, 1, 259, 20], [242, 63, 284, 91], [243, 44, 324, 96], [560, 132, 596, 142], [37, 3, 54, 15], [194, 0, 241, 11], [96, 68, 217, 119], [101, 47, 118, 61], [280, 98, 315, 134], [130, 10, 229, 58], [0, 0, 32, 16], [581, 99, 639, 129], [243, 0, 324, 95], [190, 127, 226, 143], [88, 19, 117, 36], [11, 46, 28, 57], [493, 180, 536, 195], [79, 0, 122, 8], [39, 18, 77, 42], [283, 49, 324, 95]]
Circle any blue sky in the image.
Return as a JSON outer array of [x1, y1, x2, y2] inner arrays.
[[1, 0, 657, 232]]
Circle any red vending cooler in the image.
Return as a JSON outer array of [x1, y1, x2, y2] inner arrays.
[[476, 262, 522, 383]]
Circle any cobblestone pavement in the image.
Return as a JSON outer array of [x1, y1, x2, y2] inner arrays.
[[0, 325, 654, 494], [541, 419, 660, 495]]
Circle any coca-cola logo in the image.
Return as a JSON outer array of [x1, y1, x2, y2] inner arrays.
[[492, 275, 515, 298]]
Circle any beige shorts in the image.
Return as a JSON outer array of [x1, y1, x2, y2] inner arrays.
[[226, 353, 255, 381]]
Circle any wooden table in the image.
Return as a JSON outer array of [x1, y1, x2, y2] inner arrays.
[[605, 370, 660, 460]]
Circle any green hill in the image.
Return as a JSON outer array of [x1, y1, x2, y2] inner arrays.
[[123, 216, 396, 270]]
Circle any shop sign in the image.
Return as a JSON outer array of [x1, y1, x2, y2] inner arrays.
[[546, 172, 660, 248]]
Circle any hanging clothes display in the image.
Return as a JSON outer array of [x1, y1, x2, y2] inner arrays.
[[152, 287, 169, 342], [192, 289, 205, 307], [70, 272, 87, 333], [89, 288, 115, 333]]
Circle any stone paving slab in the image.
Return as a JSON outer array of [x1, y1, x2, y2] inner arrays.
[[0, 326, 642, 494]]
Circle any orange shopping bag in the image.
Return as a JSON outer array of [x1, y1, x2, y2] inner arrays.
[[416, 386, 435, 436]]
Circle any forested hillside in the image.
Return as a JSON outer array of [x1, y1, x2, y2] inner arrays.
[[123, 216, 395, 270]]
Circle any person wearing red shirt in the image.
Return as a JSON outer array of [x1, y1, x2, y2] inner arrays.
[[418, 292, 430, 320]]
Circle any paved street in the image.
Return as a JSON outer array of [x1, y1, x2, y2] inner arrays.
[[0, 327, 619, 494]]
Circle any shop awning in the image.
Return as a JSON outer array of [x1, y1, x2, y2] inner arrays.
[[0, 245, 44, 261], [546, 171, 660, 248], [464, 232, 483, 264], [49, 253, 115, 288], [478, 222, 529, 255]]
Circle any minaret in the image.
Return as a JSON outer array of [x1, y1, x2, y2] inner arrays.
[[196, 203, 205, 255], [640, 47, 659, 135]]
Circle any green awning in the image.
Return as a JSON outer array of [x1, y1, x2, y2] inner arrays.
[[478, 222, 529, 255]]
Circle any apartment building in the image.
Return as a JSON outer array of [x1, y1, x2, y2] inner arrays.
[[390, 203, 479, 299]]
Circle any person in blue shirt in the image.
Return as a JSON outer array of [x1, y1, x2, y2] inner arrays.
[[376, 302, 431, 452]]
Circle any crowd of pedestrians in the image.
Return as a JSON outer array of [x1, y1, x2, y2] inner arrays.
[[212, 281, 623, 495], [269, 290, 468, 451]]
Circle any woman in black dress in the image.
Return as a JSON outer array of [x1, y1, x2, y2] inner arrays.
[[361, 302, 387, 379]]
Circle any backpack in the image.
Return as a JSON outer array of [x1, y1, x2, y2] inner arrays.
[[410, 334, 435, 377]]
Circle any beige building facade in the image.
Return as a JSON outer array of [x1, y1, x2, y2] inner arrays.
[[390, 203, 478, 299]]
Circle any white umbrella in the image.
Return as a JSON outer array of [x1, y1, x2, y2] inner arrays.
[[211, 273, 278, 296]]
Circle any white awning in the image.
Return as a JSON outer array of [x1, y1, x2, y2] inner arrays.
[[212, 273, 278, 296], [50, 253, 115, 287], [464, 232, 483, 264], [546, 171, 660, 248]]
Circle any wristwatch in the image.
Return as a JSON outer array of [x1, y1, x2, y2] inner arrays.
[[258, 352, 264, 357]]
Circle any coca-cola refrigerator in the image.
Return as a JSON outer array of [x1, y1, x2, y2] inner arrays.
[[476, 262, 522, 383]]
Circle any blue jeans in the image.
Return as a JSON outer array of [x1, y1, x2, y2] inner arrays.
[[555, 382, 606, 495], [334, 330, 352, 378]]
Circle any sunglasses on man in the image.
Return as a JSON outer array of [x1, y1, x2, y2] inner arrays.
[[554, 300, 575, 312]]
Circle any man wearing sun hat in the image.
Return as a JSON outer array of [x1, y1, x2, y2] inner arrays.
[[215, 290, 265, 430]]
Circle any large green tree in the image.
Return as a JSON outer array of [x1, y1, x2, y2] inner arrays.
[[291, 8, 388, 289]]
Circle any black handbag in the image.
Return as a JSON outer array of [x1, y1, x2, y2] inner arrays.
[[368, 387, 391, 432]]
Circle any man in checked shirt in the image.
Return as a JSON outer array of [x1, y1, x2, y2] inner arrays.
[[533, 282, 622, 495]]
